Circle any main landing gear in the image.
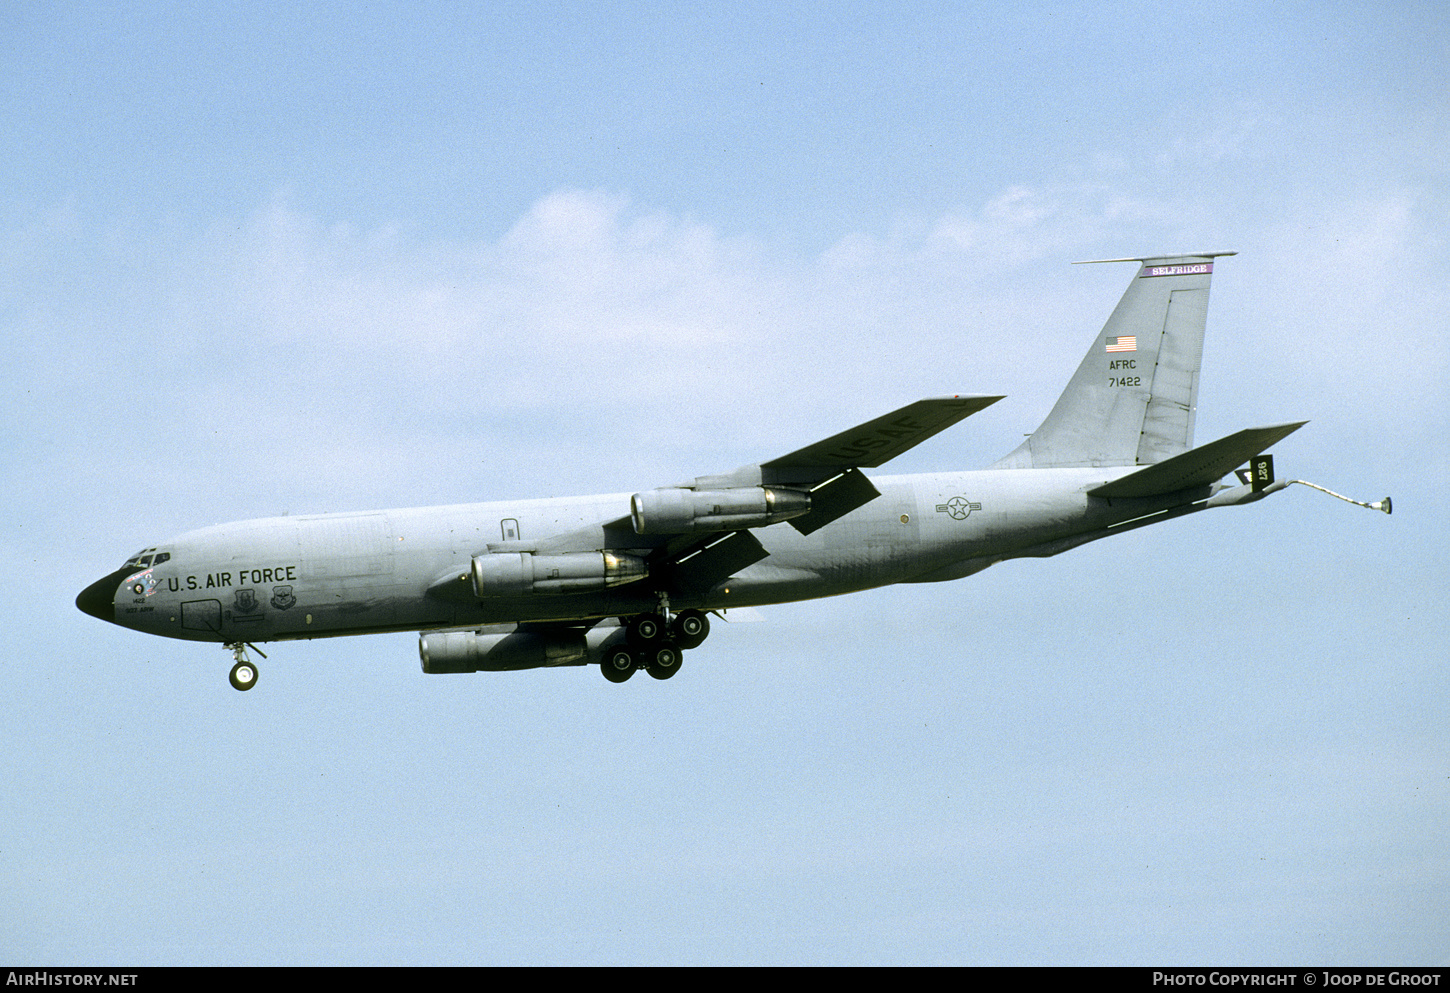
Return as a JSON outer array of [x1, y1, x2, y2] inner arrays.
[[225, 641, 266, 691], [600, 607, 710, 684]]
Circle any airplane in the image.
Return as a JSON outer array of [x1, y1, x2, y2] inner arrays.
[[75, 252, 1383, 691]]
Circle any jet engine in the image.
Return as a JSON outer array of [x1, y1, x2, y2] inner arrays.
[[471, 550, 648, 597], [420, 628, 588, 673], [630, 486, 810, 534], [419, 625, 629, 673]]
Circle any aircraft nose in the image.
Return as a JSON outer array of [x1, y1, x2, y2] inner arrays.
[[76, 570, 125, 623]]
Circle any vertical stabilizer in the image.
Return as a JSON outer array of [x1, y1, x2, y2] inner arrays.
[[993, 253, 1234, 469]]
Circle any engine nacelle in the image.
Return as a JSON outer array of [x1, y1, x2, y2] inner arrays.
[[471, 550, 647, 597], [630, 486, 811, 534], [420, 628, 589, 673]]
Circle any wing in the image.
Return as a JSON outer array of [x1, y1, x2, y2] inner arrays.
[[760, 394, 1003, 535], [530, 394, 1004, 598], [761, 395, 1006, 477]]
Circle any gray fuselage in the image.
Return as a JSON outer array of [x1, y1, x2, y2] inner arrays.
[[87, 464, 1228, 645]]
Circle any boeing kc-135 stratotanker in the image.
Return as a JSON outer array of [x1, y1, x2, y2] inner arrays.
[[76, 254, 1389, 690]]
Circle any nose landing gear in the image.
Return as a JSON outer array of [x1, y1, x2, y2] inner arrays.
[[225, 641, 266, 691]]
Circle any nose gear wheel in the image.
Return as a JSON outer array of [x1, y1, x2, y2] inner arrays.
[[225, 641, 265, 691]]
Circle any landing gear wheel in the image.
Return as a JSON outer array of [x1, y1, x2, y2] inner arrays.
[[229, 660, 258, 691], [600, 647, 636, 683], [645, 643, 682, 680], [627, 612, 668, 646], [225, 641, 265, 692], [671, 609, 710, 650]]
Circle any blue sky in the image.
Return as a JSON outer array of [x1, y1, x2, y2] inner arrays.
[[4, 1, 1447, 965]]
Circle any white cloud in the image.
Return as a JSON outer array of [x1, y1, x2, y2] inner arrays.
[[8, 179, 1443, 525]]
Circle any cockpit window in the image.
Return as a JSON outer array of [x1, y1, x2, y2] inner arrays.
[[123, 548, 166, 569]]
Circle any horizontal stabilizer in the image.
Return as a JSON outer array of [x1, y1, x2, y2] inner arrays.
[[763, 395, 1002, 474], [1087, 422, 1307, 499]]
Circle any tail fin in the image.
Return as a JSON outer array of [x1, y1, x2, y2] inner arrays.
[[993, 253, 1235, 469]]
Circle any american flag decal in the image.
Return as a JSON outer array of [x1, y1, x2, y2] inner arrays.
[[1106, 336, 1137, 352]]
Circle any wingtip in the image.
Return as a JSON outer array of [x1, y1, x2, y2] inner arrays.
[[936, 393, 1006, 405]]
